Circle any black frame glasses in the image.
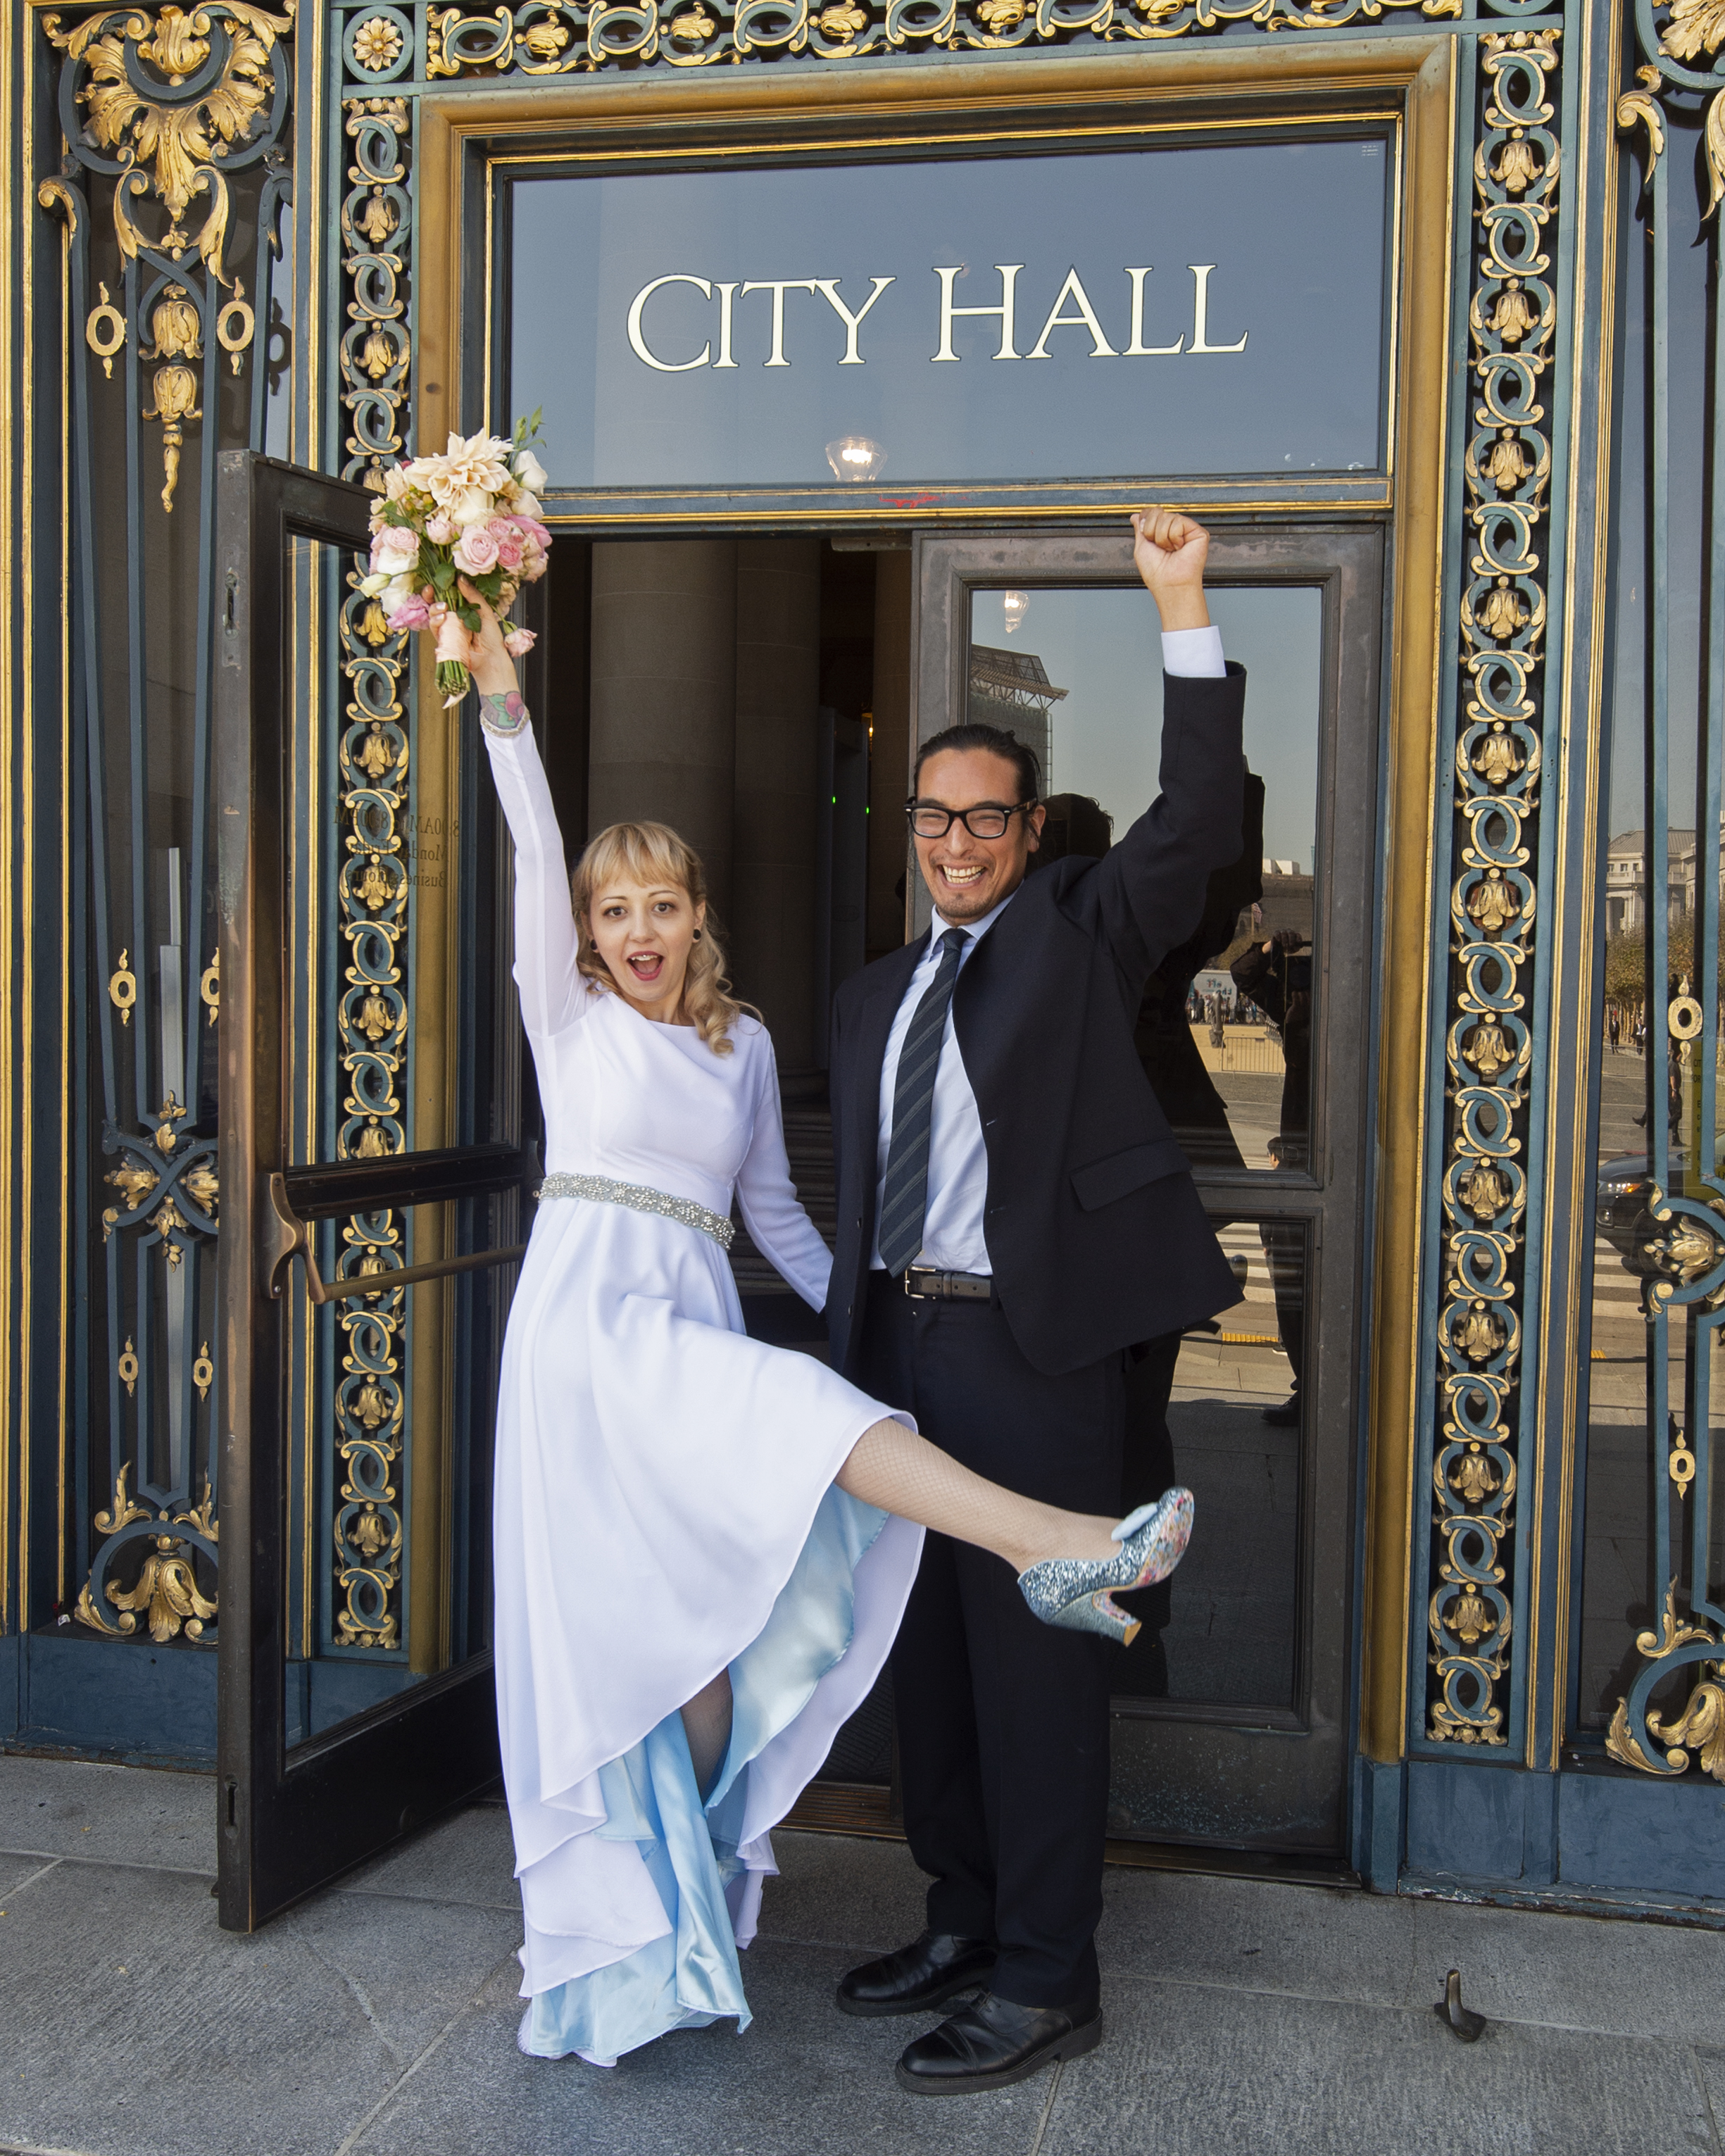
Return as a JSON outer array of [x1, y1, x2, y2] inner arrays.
[[905, 799, 1039, 841]]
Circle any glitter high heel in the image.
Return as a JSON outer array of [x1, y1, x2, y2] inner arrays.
[[1016, 1488, 1194, 1647]]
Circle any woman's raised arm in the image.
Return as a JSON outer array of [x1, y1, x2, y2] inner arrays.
[[465, 596, 587, 1039]]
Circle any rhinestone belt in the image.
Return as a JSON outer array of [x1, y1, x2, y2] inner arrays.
[[537, 1172, 735, 1251]]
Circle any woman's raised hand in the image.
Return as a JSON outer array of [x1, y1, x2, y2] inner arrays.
[[457, 577, 520, 698]]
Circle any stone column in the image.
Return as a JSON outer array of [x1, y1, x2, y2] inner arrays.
[[588, 540, 738, 920], [732, 537, 822, 1070]]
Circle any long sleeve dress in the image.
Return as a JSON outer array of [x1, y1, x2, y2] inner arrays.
[[483, 720, 924, 2071]]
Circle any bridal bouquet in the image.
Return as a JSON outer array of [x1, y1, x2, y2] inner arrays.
[[359, 413, 552, 706]]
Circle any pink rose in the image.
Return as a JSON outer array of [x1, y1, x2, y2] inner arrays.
[[503, 626, 537, 658], [434, 610, 474, 665], [425, 512, 456, 546], [488, 519, 525, 571], [389, 593, 432, 632], [370, 525, 418, 575], [453, 525, 500, 575]]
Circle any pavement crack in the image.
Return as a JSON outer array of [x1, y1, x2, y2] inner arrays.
[[332, 1945, 522, 2156], [1027, 2059, 1065, 2156], [289, 1914, 404, 2067], [1690, 2046, 1724, 2156], [1, 1857, 65, 1902]]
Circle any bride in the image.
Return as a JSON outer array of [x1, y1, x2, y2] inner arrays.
[[456, 598, 1191, 2071]]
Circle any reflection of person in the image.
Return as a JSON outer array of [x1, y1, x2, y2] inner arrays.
[[825, 511, 1245, 2095], [1231, 930, 1310, 1428], [456, 601, 1196, 2072]]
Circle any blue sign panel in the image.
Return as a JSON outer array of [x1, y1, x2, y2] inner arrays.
[[510, 138, 1390, 490]]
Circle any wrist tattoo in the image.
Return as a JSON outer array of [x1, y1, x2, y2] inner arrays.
[[479, 689, 530, 737]]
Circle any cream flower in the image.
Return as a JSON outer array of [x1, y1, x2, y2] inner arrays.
[[413, 430, 514, 507], [451, 487, 493, 527], [513, 446, 549, 494]]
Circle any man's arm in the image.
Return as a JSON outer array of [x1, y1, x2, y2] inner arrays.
[[1079, 513, 1246, 993]]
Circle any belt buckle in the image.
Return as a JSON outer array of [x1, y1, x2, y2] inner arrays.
[[903, 1266, 936, 1300]]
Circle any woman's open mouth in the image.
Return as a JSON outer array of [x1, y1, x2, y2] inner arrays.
[[627, 952, 665, 984]]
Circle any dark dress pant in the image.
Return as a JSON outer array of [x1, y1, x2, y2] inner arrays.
[[856, 1267, 1123, 2010]]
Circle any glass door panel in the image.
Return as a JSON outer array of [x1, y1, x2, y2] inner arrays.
[[215, 455, 520, 1929], [923, 523, 1382, 1856]]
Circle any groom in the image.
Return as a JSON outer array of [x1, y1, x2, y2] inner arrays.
[[824, 510, 1246, 2094]]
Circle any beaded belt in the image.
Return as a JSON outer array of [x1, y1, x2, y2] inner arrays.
[[537, 1172, 735, 1251]]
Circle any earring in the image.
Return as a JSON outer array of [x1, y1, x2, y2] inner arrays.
[[693, 928, 703, 941]]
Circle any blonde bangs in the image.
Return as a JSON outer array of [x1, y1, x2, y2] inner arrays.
[[570, 819, 752, 1055]]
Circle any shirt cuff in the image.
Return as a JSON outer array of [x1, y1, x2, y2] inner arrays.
[[1161, 625, 1227, 679]]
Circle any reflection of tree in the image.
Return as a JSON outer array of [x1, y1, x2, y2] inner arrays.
[[1605, 923, 1724, 1005]]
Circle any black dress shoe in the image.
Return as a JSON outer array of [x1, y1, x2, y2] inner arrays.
[[836, 1931, 996, 2019], [895, 1990, 1103, 2095], [1262, 1393, 1301, 1427]]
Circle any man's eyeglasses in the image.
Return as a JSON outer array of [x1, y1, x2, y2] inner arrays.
[[905, 800, 1038, 841]]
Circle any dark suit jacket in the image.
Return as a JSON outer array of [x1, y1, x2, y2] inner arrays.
[[827, 665, 1248, 1381]]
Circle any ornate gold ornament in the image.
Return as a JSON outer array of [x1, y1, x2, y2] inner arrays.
[[341, 99, 409, 482], [1450, 1447, 1500, 1505], [108, 948, 136, 1025], [95, 1464, 151, 1537], [85, 282, 127, 379], [154, 1092, 187, 1152], [215, 283, 256, 373], [351, 13, 405, 67], [1460, 1020, 1515, 1082], [408, 0, 1457, 76], [1427, 29, 1560, 1749], [1453, 1301, 1507, 1363], [117, 1337, 139, 1399], [1617, 67, 1667, 180], [1471, 725, 1525, 788], [105, 1535, 218, 1642], [1464, 870, 1522, 936], [181, 1160, 220, 1217], [105, 1159, 158, 1217], [1456, 1163, 1513, 1222], [201, 948, 220, 1026], [192, 1342, 214, 1402], [44, 1, 295, 273], [354, 856, 393, 910], [1660, 0, 1725, 63]]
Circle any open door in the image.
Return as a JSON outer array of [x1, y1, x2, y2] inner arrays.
[[213, 454, 524, 1929], [916, 525, 1381, 1860]]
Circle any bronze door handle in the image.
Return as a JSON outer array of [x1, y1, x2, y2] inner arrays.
[[262, 1172, 525, 1306]]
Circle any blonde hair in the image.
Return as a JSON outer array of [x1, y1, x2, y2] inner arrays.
[[570, 820, 752, 1055]]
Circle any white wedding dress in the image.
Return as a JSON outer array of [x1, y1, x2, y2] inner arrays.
[[483, 720, 924, 2068]]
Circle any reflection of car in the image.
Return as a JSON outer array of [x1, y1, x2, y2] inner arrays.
[[1596, 1145, 1725, 1268]]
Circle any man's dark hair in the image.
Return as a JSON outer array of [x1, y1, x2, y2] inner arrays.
[[911, 722, 1041, 806]]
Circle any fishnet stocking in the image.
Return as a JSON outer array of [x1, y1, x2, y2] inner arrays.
[[679, 1668, 734, 1800], [836, 1419, 1120, 1575]]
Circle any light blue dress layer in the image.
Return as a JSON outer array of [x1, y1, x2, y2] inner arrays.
[[519, 1485, 889, 2067]]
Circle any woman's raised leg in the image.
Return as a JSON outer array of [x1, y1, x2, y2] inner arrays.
[[834, 1417, 1120, 1574]]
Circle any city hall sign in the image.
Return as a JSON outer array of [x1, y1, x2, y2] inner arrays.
[[509, 135, 1393, 491]]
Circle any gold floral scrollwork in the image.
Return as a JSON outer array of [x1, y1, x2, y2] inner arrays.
[[94, 1463, 151, 1536], [1619, 63, 1667, 177], [201, 948, 220, 1027], [1647, 1667, 1725, 1781], [108, 948, 136, 1025], [106, 1535, 218, 1642]]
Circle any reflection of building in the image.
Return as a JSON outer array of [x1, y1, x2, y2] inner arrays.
[[1605, 825, 1722, 932], [967, 644, 1069, 794]]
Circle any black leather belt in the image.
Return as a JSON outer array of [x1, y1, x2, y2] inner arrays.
[[903, 1266, 993, 1301]]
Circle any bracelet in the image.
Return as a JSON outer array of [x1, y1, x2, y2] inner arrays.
[[479, 689, 530, 737]]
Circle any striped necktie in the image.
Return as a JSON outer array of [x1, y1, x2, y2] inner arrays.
[[877, 928, 970, 1279]]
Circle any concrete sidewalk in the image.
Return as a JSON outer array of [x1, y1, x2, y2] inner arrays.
[[0, 1755, 1720, 2156]]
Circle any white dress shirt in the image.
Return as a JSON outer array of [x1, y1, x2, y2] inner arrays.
[[871, 625, 1228, 1275]]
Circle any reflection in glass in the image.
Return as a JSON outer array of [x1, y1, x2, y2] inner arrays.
[[1115, 1224, 1307, 1709], [968, 584, 1322, 1179]]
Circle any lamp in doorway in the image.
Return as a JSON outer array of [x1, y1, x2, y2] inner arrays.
[[825, 435, 887, 482], [1003, 590, 1029, 635]]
